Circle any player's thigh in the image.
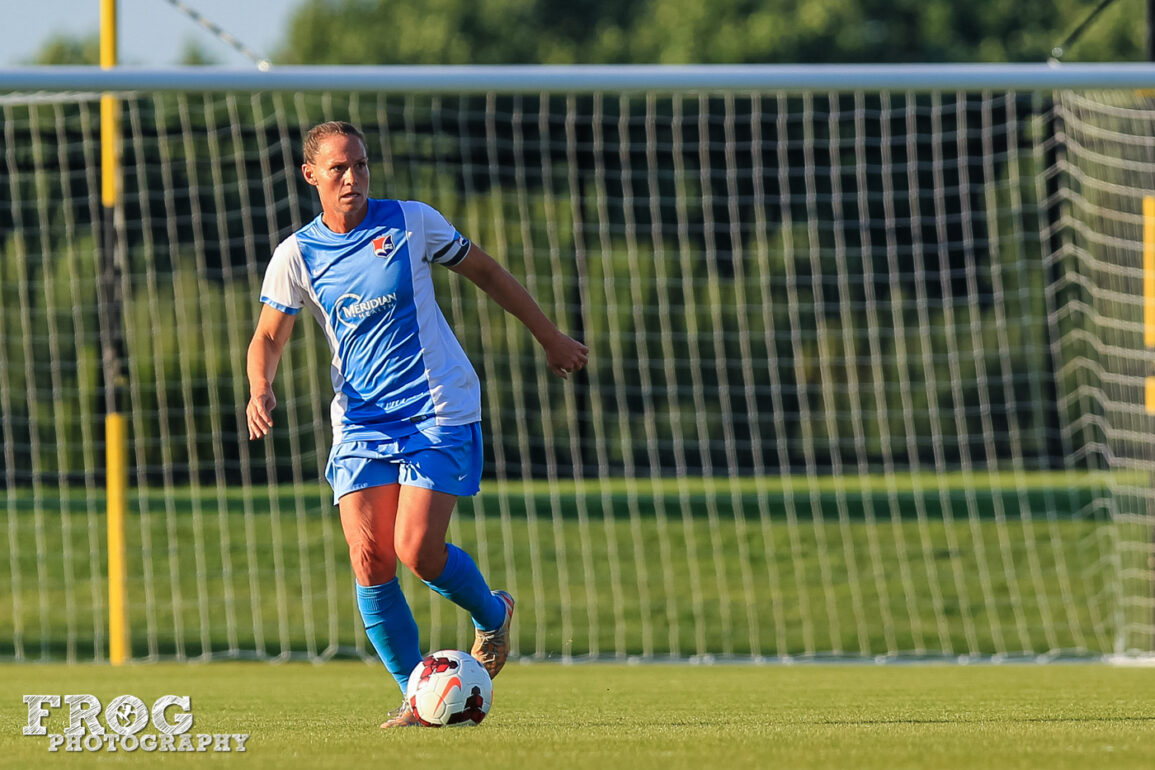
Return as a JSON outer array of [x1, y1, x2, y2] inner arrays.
[[339, 484, 402, 573], [394, 486, 458, 553], [393, 487, 458, 579], [391, 422, 479, 563]]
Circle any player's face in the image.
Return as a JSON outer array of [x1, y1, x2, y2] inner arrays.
[[302, 134, 370, 230]]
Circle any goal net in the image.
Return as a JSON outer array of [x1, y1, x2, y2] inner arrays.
[[1, 71, 1153, 663]]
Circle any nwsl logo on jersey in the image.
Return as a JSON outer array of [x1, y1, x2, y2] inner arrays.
[[372, 229, 410, 260]]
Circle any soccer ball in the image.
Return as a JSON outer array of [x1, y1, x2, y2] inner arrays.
[[405, 650, 493, 727]]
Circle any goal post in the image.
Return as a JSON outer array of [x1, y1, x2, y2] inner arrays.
[[2, 64, 1155, 663], [99, 0, 130, 668]]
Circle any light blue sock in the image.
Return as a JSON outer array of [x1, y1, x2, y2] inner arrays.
[[423, 544, 505, 631], [355, 579, 422, 695]]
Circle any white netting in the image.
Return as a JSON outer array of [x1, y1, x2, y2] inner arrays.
[[0, 79, 1152, 663]]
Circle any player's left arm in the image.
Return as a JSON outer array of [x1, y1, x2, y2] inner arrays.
[[450, 243, 589, 379]]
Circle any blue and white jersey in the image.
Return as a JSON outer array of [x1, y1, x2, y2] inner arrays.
[[259, 198, 481, 443]]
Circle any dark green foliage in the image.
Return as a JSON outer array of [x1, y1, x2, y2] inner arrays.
[[278, 0, 1146, 65], [29, 33, 100, 65]]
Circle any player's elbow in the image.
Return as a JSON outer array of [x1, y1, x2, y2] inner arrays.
[[249, 328, 284, 359]]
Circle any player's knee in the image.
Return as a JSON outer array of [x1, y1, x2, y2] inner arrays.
[[396, 539, 445, 582], [347, 540, 395, 586]]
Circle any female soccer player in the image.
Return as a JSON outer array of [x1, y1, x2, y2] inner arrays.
[[245, 121, 588, 728]]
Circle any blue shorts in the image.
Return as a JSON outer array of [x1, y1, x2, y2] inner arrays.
[[325, 421, 483, 503]]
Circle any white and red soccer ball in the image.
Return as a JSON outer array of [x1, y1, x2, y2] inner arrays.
[[405, 650, 493, 727]]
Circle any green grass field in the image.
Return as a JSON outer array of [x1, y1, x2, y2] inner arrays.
[[2, 662, 1154, 769]]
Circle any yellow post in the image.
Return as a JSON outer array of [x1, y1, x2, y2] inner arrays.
[[101, 0, 128, 665], [100, 0, 119, 209], [106, 413, 128, 664]]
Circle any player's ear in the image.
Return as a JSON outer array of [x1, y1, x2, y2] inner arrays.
[[301, 162, 318, 187]]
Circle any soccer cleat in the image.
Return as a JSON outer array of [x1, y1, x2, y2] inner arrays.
[[380, 700, 420, 729], [471, 590, 515, 679]]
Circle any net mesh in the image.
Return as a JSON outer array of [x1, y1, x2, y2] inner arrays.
[[0, 83, 1152, 662]]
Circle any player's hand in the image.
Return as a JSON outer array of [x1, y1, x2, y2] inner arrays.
[[545, 333, 589, 379], [246, 389, 277, 439]]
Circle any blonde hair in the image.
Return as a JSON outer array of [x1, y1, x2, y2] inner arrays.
[[302, 121, 365, 164]]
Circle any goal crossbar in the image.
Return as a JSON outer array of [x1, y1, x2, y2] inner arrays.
[[3, 63, 1155, 93]]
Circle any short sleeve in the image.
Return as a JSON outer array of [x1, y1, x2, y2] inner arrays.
[[416, 202, 472, 266], [259, 237, 305, 315]]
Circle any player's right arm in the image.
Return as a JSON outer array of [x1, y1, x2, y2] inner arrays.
[[246, 304, 296, 440]]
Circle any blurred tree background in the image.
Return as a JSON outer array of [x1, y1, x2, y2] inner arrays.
[[275, 0, 1146, 65], [28, 0, 1150, 67]]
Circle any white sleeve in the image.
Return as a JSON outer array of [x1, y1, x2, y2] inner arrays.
[[414, 201, 472, 266], [259, 237, 305, 315]]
